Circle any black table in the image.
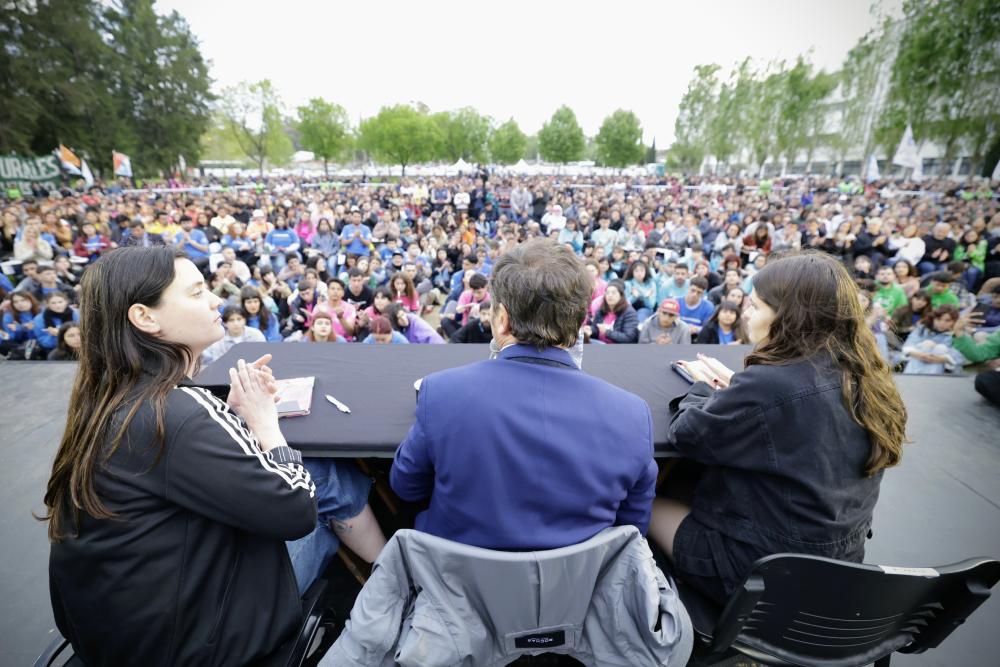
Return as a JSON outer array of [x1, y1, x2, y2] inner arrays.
[[194, 343, 751, 457]]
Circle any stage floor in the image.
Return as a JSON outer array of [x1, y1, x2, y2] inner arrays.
[[1, 360, 998, 667]]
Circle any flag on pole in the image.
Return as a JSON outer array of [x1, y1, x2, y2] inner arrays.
[[866, 154, 880, 183], [58, 145, 83, 175], [80, 160, 94, 188], [892, 124, 920, 169], [178, 154, 187, 174], [113, 151, 133, 177]]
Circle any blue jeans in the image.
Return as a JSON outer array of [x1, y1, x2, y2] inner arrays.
[[918, 261, 946, 276], [286, 458, 373, 595]]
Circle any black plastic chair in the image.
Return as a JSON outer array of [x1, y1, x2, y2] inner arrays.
[[33, 578, 333, 667], [680, 554, 1000, 667]]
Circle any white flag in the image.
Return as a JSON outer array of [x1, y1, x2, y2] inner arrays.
[[178, 154, 187, 174], [992, 158, 1000, 181], [81, 160, 94, 188], [892, 124, 920, 169], [866, 154, 880, 182], [113, 151, 133, 178]]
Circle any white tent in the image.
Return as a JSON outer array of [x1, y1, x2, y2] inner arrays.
[[451, 158, 472, 174]]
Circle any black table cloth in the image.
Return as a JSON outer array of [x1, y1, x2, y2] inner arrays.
[[194, 343, 751, 457]]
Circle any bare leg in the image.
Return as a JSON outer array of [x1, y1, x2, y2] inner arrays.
[[648, 498, 691, 560], [331, 504, 387, 563]]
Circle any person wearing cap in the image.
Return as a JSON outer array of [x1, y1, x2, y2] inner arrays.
[[362, 315, 408, 344], [246, 209, 272, 245], [638, 299, 692, 345]]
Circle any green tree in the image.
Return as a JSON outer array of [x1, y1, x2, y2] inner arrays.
[[670, 64, 721, 173], [645, 138, 657, 164], [104, 0, 214, 175], [538, 106, 585, 164], [488, 119, 528, 164], [296, 98, 351, 176], [771, 57, 837, 169], [595, 109, 644, 168], [358, 104, 439, 175], [200, 111, 247, 164], [0, 0, 212, 178], [432, 107, 491, 162], [219, 80, 293, 175], [883, 0, 1000, 170]]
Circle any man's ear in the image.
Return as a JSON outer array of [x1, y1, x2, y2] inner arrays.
[[127, 303, 161, 336], [493, 302, 510, 337]]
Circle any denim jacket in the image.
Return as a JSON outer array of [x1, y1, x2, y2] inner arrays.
[[666, 355, 882, 561]]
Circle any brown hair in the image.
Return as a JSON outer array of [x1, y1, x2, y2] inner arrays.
[[490, 238, 592, 348], [921, 303, 959, 330], [42, 246, 193, 541], [747, 252, 907, 475]]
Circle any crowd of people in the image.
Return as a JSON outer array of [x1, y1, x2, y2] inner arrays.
[[2, 172, 999, 394]]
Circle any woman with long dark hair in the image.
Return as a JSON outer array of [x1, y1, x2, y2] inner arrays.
[[42, 246, 318, 665], [694, 300, 748, 345], [240, 284, 282, 342], [47, 321, 81, 360], [650, 252, 907, 605], [584, 279, 639, 344]]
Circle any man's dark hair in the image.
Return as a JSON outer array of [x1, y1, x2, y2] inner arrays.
[[926, 271, 954, 283], [347, 267, 365, 278], [469, 273, 488, 290], [221, 305, 243, 322], [489, 239, 591, 348], [689, 276, 709, 291], [463, 254, 479, 266]]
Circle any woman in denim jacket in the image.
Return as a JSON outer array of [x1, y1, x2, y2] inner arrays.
[[650, 253, 907, 604]]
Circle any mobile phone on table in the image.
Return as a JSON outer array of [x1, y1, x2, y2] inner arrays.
[[671, 361, 695, 384]]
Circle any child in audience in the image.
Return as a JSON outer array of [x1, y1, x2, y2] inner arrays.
[[48, 321, 82, 361], [1, 291, 40, 358], [901, 304, 967, 374], [32, 291, 78, 356]]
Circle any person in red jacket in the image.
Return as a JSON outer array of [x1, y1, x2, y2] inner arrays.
[[71, 220, 112, 262]]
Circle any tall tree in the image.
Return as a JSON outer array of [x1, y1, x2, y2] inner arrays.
[[882, 0, 1000, 169], [296, 98, 351, 176], [488, 119, 528, 164], [432, 107, 491, 162], [219, 80, 293, 175], [670, 64, 720, 173], [105, 0, 214, 175], [0, 0, 212, 177], [538, 106, 585, 164], [771, 57, 838, 169], [595, 109, 644, 168], [358, 104, 439, 175]]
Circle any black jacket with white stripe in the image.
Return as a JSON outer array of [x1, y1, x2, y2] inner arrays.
[[49, 384, 318, 667]]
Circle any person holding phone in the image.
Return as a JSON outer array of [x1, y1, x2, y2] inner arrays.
[[650, 252, 907, 605]]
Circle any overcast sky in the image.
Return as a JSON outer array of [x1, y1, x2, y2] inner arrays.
[[157, 0, 900, 145]]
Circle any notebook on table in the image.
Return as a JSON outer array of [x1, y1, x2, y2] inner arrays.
[[275, 376, 315, 418]]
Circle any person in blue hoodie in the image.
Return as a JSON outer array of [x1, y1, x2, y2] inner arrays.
[[1, 291, 41, 358], [263, 217, 301, 271], [239, 286, 282, 342], [32, 290, 79, 355]]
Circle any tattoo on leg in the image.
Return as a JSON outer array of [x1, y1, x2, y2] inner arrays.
[[331, 520, 353, 535]]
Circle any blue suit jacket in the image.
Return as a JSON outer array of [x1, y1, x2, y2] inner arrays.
[[390, 343, 657, 551]]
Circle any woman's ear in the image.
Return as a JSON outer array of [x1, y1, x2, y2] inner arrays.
[[127, 303, 160, 336]]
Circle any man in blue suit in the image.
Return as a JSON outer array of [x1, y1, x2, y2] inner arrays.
[[391, 239, 657, 551]]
